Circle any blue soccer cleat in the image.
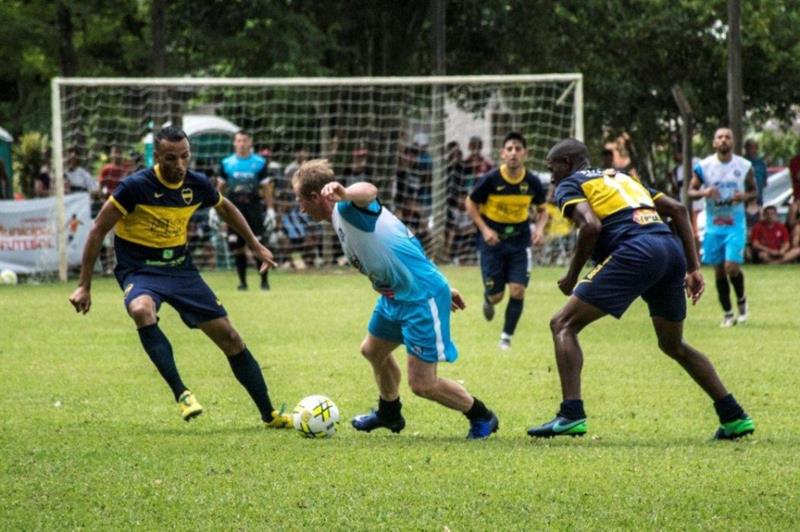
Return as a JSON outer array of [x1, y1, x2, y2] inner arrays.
[[467, 410, 499, 439], [351, 410, 405, 434]]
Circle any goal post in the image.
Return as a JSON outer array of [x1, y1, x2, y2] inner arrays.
[[52, 74, 583, 280]]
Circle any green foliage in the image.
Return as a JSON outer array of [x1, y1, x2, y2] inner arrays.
[[1, 267, 799, 529], [11, 132, 48, 198], [3, 0, 800, 185], [757, 129, 800, 166]]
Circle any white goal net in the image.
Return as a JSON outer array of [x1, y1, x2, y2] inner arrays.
[[51, 75, 583, 279]]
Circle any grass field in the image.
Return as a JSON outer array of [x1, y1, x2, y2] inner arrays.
[[2, 265, 798, 530]]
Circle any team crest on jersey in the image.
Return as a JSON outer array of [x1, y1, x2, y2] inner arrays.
[[520, 182, 529, 193], [734, 170, 741, 177], [181, 187, 193, 205]]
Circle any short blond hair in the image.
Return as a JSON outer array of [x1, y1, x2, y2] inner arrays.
[[293, 159, 335, 198]]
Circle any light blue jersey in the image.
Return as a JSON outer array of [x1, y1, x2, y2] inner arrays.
[[332, 199, 448, 302], [694, 154, 751, 235]]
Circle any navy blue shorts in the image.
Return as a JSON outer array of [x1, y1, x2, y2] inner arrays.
[[573, 234, 687, 322], [478, 237, 532, 295], [118, 270, 228, 328]]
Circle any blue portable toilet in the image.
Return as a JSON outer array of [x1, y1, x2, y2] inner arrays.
[[0, 127, 12, 198]]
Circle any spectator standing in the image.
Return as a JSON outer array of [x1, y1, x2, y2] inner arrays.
[[744, 139, 768, 206], [463, 136, 493, 187], [750, 205, 800, 264], [35, 149, 52, 197], [64, 148, 99, 195], [98, 146, 127, 198]]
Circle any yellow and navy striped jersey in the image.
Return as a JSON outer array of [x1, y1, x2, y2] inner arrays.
[[110, 165, 222, 275], [554, 168, 672, 262], [469, 164, 546, 243]]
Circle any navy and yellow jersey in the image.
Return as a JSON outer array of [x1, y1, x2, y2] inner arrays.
[[219, 153, 268, 205], [554, 168, 673, 262], [109, 165, 223, 276], [469, 164, 546, 243]]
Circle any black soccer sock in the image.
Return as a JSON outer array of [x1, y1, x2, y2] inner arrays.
[[235, 253, 247, 286], [558, 399, 586, 420], [502, 297, 524, 336], [715, 275, 732, 313], [713, 393, 746, 423], [464, 397, 490, 420], [378, 397, 402, 420], [730, 272, 745, 302], [137, 323, 187, 401], [227, 347, 275, 422]]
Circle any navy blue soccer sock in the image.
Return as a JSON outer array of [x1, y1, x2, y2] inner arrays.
[[227, 347, 275, 422], [558, 399, 586, 421], [137, 323, 187, 401], [713, 393, 746, 423], [235, 253, 247, 287], [502, 297, 524, 336], [715, 275, 732, 313]]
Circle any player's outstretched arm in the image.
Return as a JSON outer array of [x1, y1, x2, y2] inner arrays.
[[560, 202, 601, 295], [69, 200, 123, 314], [215, 198, 277, 270]]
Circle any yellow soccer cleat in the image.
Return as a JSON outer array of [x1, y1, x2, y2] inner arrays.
[[264, 405, 292, 429], [178, 390, 203, 421]]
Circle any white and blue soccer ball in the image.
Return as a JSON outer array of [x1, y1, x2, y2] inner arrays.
[[292, 395, 340, 438], [0, 269, 18, 285]]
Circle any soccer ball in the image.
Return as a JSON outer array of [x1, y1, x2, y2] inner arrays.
[[0, 269, 18, 285], [292, 395, 340, 438]]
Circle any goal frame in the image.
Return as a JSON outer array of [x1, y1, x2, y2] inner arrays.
[[51, 74, 584, 281]]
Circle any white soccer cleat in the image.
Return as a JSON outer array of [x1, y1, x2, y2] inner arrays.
[[498, 333, 512, 351], [720, 313, 736, 328]]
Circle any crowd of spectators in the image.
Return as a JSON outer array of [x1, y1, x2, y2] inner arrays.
[[14, 133, 800, 272]]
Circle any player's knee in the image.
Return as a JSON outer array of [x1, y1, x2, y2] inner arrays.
[[724, 263, 739, 276], [487, 291, 504, 304], [408, 375, 436, 399], [127, 298, 156, 325], [658, 337, 684, 359], [509, 285, 526, 300], [550, 312, 567, 335]]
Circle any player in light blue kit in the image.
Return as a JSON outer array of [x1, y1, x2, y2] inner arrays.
[[689, 128, 757, 327], [292, 159, 499, 439]]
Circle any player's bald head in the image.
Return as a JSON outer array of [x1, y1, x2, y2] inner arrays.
[[546, 138, 591, 184], [547, 138, 589, 163]]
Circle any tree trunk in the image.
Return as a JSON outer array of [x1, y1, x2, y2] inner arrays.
[[55, 2, 78, 76], [151, 0, 167, 76]]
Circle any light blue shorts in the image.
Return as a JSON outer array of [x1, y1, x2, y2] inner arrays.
[[702, 229, 745, 265], [367, 286, 459, 363]]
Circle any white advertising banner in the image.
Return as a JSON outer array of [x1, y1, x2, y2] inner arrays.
[[0, 193, 92, 273]]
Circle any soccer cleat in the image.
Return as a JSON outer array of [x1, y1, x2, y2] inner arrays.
[[351, 410, 405, 434], [482, 299, 495, 321], [713, 416, 755, 440], [467, 410, 499, 440], [178, 390, 203, 421], [261, 280, 270, 291], [237, 284, 248, 291], [720, 313, 736, 328], [498, 337, 511, 351], [527, 415, 587, 438], [736, 299, 748, 324], [264, 405, 292, 429]]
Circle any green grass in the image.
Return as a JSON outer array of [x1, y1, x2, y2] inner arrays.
[[1, 265, 798, 530]]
